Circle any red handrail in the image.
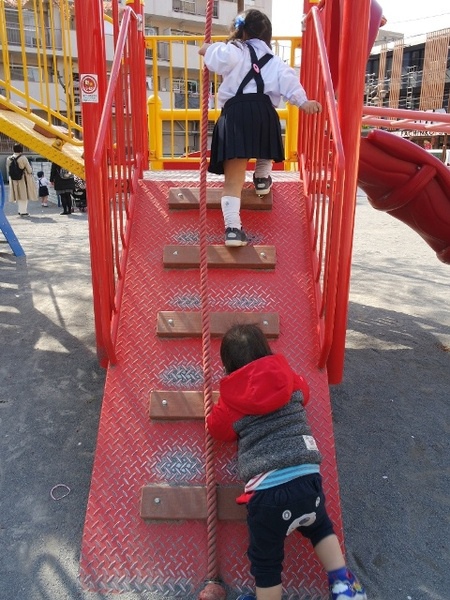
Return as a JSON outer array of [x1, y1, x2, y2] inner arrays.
[[300, 0, 372, 383], [299, 6, 346, 373], [326, 0, 371, 383], [362, 105, 450, 134], [75, 0, 148, 366]]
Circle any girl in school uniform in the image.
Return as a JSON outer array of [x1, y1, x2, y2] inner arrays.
[[199, 9, 321, 246]]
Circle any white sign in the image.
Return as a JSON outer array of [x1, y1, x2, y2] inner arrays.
[[80, 74, 99, 103]]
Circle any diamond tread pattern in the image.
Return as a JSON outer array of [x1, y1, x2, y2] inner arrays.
[[80, 178, 343, 599]]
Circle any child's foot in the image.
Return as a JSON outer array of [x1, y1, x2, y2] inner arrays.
[[225, 227, 248, 247], [330, 578, 367, 599], [236, 595, 256, 600], [253, 173, 272, 195]]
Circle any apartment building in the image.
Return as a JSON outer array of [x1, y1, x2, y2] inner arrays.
[[0, 0, 273, 161], [366, 29, 450, 113]]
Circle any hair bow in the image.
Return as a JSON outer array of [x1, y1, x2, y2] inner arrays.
[[234, 15, 245, 29]]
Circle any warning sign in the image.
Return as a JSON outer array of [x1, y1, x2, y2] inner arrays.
[[80, 74, 99, 103]]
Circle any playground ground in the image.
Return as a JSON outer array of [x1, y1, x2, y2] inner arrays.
[[0, 184, 449, 600]]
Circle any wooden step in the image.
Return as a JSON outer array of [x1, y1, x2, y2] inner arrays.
[[150, 390, 219, 420], [156, 311, 279, 338], [140, 484, 246, 521], [169, 187, 272, 210], [163, 244, 276, 269]]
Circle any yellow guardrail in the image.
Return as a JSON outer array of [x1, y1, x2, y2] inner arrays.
[[145, 35, 303, 169], [0, 0, 82, 146]]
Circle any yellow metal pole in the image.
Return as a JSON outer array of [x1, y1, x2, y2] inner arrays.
[[148, 95, 163, 170]]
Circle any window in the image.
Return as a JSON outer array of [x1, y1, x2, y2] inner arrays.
[[172, 78, 199, 94]]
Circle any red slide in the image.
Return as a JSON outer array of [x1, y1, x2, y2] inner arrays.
[[358, 129, 450, 264]]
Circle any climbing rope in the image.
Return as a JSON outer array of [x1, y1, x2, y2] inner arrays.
[[198, 0, 222, 595]]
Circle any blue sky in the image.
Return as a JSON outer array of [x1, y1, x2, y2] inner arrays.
[[272, 0, 450, 38]]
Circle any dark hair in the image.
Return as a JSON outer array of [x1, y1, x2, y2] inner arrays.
[[13, 143, 23, 153], [228, 9, 272, 47], [220, 323, 273, 375], [37, 171, 44, 178]]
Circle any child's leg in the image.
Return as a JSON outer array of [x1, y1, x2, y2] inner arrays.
[[313, 534, 345, 571], [255, 584, 282, 600], [254, 159, 273, 179], [223, 158, 247, 197], [253, 159, 273, 195], [222, 158, 247, 230], [314, 535, 366, 599]]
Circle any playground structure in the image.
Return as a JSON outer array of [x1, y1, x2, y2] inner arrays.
[[0, 172, 25, 256], [1, 0, 450, 597]]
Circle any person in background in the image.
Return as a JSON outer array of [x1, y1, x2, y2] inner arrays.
[[50, 162, 75, 215], [6, 143, 38, 216], [199, 9, 321, 246], [36, 170, 50, 207], [207, 324, 367, 600]]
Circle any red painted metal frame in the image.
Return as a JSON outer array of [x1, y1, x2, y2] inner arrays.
[[74, 0, 382, 383], [326, 0, 371, 384], [299, 6, 345, 377], [299, 0, 372, 384], [75, 0, 148, 366], [362, 105, 450, 134]]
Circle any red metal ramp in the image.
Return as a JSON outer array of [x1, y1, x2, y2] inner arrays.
[[80, 172, 343, 599]]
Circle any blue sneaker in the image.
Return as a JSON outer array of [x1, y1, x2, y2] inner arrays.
[[330, 577, 367, 599], [236, 595, 256, 600]]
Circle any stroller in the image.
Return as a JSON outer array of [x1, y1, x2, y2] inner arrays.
[[72, 175, 87, 212]]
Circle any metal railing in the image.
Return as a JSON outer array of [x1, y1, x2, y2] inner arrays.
[[299, 6, 346, 375], [362, 105, 450, 134], [145, 34, 303, 169], [0, 1, 82, 144], [74, 0, 148, 365]]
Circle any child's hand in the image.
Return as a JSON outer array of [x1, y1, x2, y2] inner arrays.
[[300, 100, 322, 114], [198, 43, 211, 56]]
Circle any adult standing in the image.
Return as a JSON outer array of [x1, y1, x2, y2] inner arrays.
[[6, 143, 38, 216], [50, 162, 75, 215]]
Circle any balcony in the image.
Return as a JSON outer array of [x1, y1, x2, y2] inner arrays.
[[172, 0, 218, 18]]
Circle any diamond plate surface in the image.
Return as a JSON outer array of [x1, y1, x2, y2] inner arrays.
[[80, 175, 343, 599]]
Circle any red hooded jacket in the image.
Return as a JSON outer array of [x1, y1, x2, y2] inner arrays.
[[207, 354, 310, 442]]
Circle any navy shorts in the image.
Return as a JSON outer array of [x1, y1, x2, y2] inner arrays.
[[246, 473, 335, 588]]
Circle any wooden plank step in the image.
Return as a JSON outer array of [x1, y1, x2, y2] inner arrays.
[[163, 244, 276, 269], [169, 187, 272, 210], [140, 484, 246, 521], [156, 311, 279, 338], [150, 390, 219, 420]]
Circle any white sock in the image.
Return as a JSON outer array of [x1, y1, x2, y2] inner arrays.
[[254, 159, 273, 179], [221, 195, 241, 229]]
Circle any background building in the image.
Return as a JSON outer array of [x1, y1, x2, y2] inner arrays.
[[0, 1, 273, 171], [365, 28, 450, 130]]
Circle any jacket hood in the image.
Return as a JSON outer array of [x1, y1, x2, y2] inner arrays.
[[219, 354, 301, 415]]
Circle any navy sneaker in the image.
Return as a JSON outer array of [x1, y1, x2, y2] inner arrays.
[[236, 595, 256, 600], [253, 173, 272, 195], [225, 227, 248, 247]]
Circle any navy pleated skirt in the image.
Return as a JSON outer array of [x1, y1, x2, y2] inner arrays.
[[208, 93, 284, 175]]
